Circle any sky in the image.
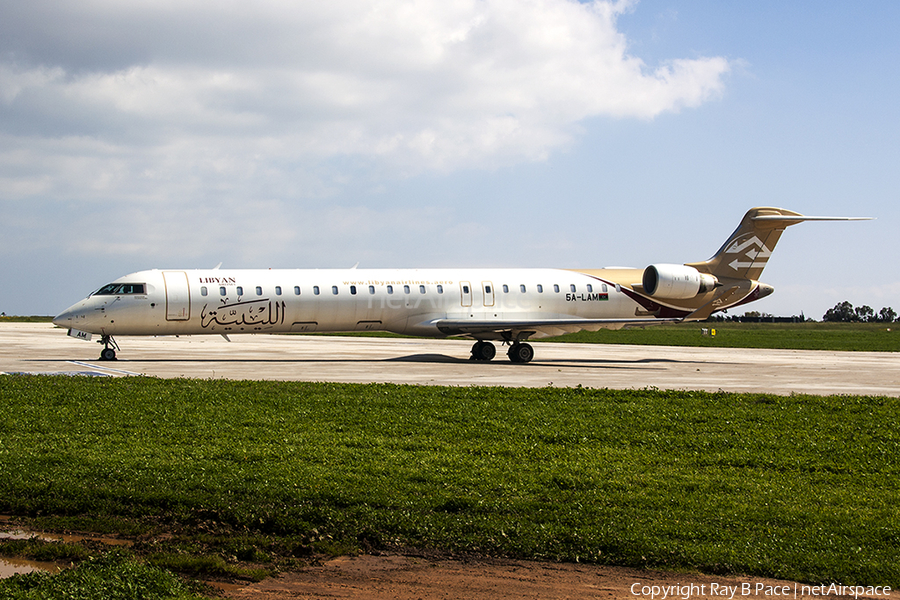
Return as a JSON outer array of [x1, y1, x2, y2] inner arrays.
[[1, 0, 897, 319]]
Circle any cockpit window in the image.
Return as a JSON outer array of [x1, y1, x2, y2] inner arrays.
[[93, 283, 146, 296]]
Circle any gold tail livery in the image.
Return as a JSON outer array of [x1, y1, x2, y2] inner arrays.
[[54, 207, 870, 363]]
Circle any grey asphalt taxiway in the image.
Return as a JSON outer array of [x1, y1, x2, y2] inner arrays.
[[2, 323, 899, 396]]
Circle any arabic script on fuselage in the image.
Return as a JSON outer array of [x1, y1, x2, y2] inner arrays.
[[201, 299, 286, 329]]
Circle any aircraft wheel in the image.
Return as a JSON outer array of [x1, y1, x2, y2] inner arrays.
[[471, 341, 496, 361], [507, 342, 534, 364], [100, 348, 117, 361]]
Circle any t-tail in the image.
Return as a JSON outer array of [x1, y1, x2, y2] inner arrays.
[[636, 207, 871, 320], [689, 207, 873, 281]]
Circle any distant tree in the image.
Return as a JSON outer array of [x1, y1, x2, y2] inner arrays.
[[855, 305, 875, 323], [823, 301, 856, 322], [878, 307, 897, 323], [822, 302, 897, 323]]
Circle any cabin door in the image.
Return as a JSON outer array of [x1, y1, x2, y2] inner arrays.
[[162, 271, 191, 321]]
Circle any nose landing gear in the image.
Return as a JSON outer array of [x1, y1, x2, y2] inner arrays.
[[99, 335, 119, 361]]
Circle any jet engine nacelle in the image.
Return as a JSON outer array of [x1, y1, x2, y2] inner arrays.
[[642, 264, 718, 299]]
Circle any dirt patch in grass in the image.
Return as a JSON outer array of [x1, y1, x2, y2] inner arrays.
[[225, 553, 899, 600]]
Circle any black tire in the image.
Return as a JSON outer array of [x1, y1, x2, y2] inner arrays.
[[507, 343, 534, 364], [471, 341, 496, 361], [478, 341, 496, 361], [100, 348, 117, 361]]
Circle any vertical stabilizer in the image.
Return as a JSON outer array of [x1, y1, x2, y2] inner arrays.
[[688, 207, 869, 281]]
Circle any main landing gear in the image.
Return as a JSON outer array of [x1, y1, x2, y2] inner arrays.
[[470, 340, 497, 361], [99, 335, 119, 361], [507, 342, 534, 364], [469, 340, 534, 364]]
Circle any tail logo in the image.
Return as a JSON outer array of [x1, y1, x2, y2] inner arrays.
[[725, 235, 771, 271]]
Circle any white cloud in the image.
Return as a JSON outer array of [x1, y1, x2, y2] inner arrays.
[[0, 0, 734, 317], [1, 0, 729, 180]]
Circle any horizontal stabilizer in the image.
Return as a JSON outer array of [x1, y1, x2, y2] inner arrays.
[[752, 215, 873, 222]]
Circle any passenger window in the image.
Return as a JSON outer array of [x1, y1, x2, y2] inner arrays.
[[520, 284, 526, 293], [236, 286, 244, 296], [602, 284, 608, 292], [332, 286, 339, 295], [437, 285, 443, 294], [313, 286, 320, 295], [419, 285, 426, 294], [275, 286, 282, 296], [294, 286, 301, 295], [220, 287, 227, 296], [553, 284, 560, 293], [463, 285, 470, 294], [256, 286, 263, 296], [537, 284, 543, 293], [201, 286, 208, 297], [587, 284, 593, 293], [485, 285, 492, 294], [350, 285, 357, 295], [387, 285, 394, 294], [503, 284, 509, 293], [404, 285, 410, 294], [570, 284, 576, 293], [369, 285, 375, 294]]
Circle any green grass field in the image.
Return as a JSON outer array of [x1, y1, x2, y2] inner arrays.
[[0, 316, 54, 323], [0, 552, 208, 600], [1, 375, 897, 596]]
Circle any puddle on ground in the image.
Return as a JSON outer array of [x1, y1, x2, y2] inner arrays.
[[0, 556, 63, 579], [0, 522, 132, 579], [0, 530, 65, 579], [0, 527, 133, 547]]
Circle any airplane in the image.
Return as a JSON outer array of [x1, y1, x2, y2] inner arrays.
[[54, 207, 870, 363]]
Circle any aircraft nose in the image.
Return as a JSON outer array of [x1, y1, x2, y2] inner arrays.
[[53, 301, 95, 331], [53, 306, 78, 328]]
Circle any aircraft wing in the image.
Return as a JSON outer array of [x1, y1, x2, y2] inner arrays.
[[433, 317, 680, 339]]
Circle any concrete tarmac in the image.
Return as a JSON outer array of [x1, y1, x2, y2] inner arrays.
[[2, 323, 899, 396]]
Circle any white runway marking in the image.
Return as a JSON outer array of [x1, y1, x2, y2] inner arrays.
[[66, 361, 143, 377]]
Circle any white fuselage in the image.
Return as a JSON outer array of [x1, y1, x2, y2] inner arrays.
[[51, 208, 866, 363], [54, 268, 646, 339]]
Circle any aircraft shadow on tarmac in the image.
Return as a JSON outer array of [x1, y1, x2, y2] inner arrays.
[[386, 354, 711, 366], [45, 354, 718, 367]]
